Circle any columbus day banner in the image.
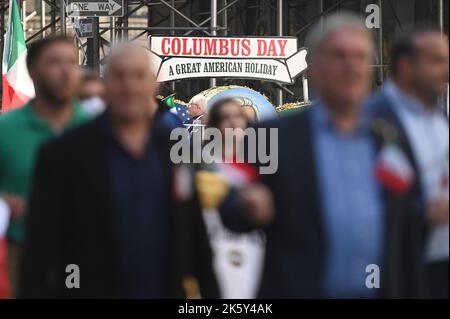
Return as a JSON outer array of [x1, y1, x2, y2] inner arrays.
[[148, 36, 307, 84]]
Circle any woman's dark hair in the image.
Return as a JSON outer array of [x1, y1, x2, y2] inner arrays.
[[207, 97, 247, 129]]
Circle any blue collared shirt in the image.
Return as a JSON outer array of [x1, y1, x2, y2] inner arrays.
[[311, 103, 385, 298], [384, 81, 449, 262]]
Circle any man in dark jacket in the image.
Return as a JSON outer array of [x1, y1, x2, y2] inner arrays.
[[220, 13, 428, 298], [19, 44, 218, 298]]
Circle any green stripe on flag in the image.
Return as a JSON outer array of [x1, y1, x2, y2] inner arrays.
[[163, 94, 175, 109], [7, 0, 27, 70]]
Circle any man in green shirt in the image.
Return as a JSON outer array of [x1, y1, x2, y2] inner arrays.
[[0, 36, 89, 295]]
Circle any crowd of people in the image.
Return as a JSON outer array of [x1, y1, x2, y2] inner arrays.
[[0, 12, 448, 299]]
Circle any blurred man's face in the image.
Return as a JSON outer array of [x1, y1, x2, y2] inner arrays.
[[311, 28, 374, 108], [30, 42, 81, 106], [104, 46, 159, 122], [79, 79, 106, 101], [413, 34, 449, 103]]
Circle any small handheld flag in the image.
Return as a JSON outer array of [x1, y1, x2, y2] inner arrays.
[[375, 144, 414, 196], [1, 0, 35, 112], [174, 103, 192, 123], [163, 94, 175, 109]]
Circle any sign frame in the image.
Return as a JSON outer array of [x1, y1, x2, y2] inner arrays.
[[66, 0, 124, 17], [148, 35, 308, 84]]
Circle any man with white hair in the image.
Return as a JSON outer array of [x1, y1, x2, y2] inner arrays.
[[187, 94, 207, 120], [219, 12, 427, 298], [19, 43, 218, 298], [184, 94, 207, 134]]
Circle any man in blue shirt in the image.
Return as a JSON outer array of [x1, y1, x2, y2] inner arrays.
[[220, 12, 427, 298], [311, 103, 385, 298], [370, 29, 448, 298]]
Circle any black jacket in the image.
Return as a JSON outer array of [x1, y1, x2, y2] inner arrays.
[[220, 106, 428, 298], [19, 109, 219, 298]]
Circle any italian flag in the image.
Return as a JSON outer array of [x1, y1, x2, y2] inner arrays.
[[375, 144, 415, 196], [1, 0, 34, 113]]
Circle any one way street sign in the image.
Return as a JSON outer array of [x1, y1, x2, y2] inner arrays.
[[67, 0, 124, 17]]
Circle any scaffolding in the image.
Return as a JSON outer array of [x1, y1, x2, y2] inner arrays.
[[0, 0, 448, 104]]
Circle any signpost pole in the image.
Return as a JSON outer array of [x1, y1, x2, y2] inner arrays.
[[122, 1, 128, 40], [276, 0, 283, 106], [210, 0, 217, 88], [93, 17, 100, 72], [87, 17, 100, 73]]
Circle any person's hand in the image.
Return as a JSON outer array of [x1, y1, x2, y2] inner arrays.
[[427, 198, 449, 225], [195, 171, 230, 209], [239, 183, 275, 227], [1, 193, 27, 219]]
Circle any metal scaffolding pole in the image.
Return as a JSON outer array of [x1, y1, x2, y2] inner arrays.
[[276, 0, 283, 106], [210, 0, 217, 88], [170, 0, 175, 36], [184, 0, 238, 36], [170, 0, 175, 92], [21, 0, 25, 33], [60, 0, 65, 35], [110, 17, 116, 45], [319, 0, 323, 30], [222, 0, 227, 36], [51, 0, 56, 34], [41, 0, 46, 38], [0, 6, 4, 83], [377, 0, 383, 85]]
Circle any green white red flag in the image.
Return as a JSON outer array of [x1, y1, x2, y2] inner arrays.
[[1, 0, 34, 112], [375, 144, 415, 196]]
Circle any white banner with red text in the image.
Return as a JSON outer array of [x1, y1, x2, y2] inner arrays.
[[148, 36, 307, 84]]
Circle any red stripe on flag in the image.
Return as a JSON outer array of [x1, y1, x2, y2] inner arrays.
[[0, 238, 10, 299], [375, 164, 411, 196], [226, 161, 260, 182], [1, 75, 12, 112], [1, 75, 28, 112]]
